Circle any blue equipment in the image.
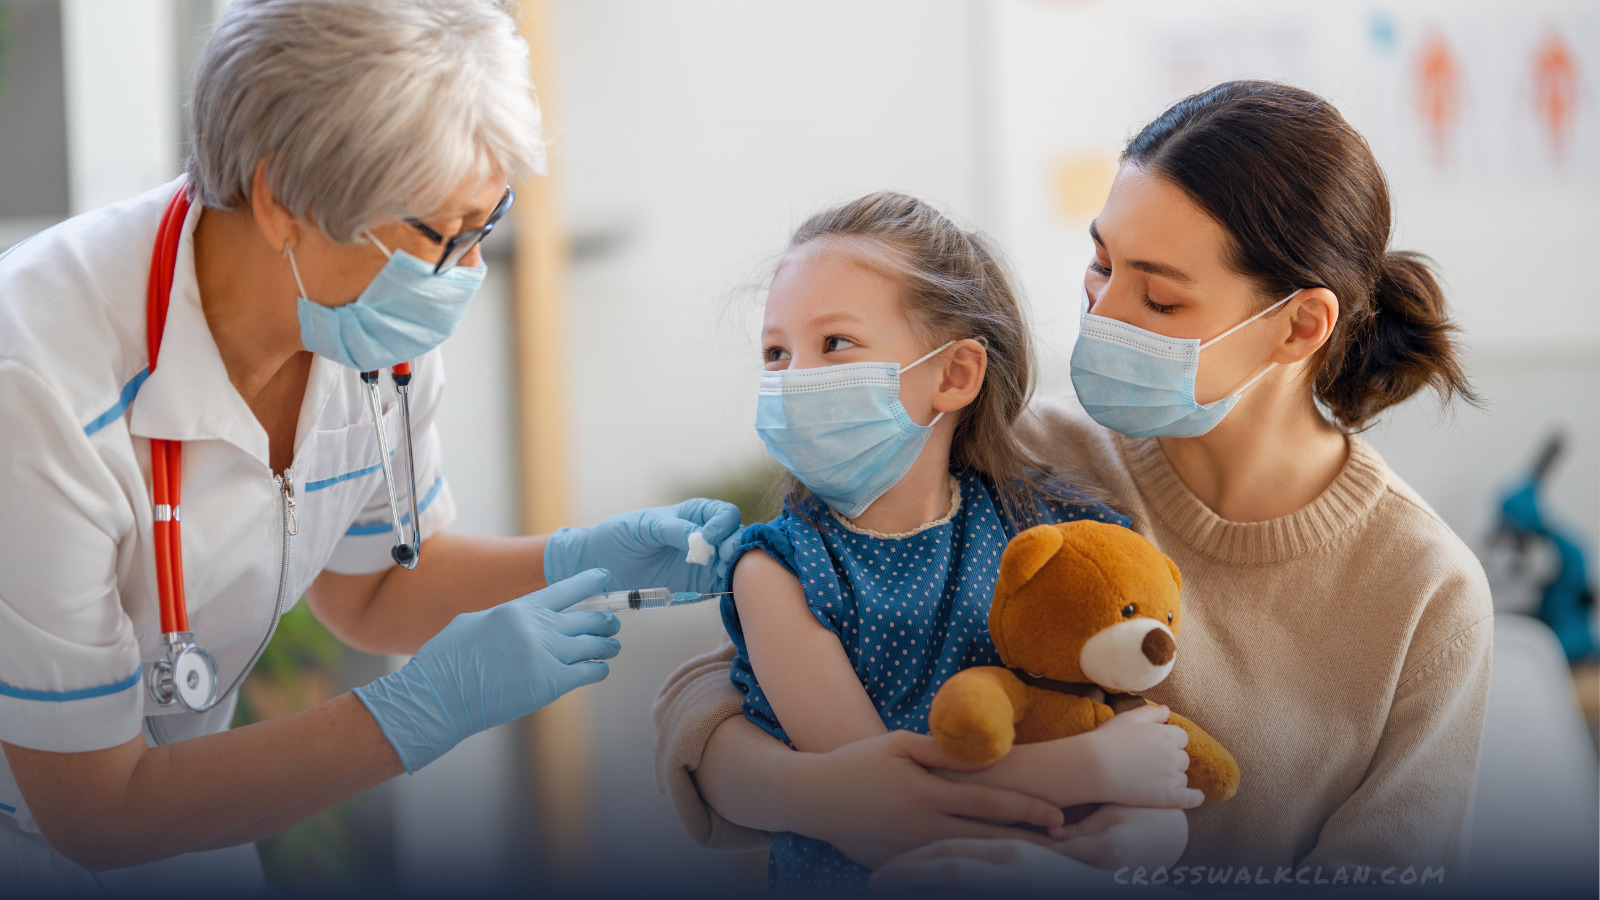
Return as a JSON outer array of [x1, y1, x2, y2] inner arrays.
[[1492, 433, 1597, 661]]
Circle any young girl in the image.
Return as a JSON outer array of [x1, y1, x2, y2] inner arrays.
[[723, 193, 1202, 893]]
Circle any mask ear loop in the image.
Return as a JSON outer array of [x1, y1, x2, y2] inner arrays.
[[899, 339, 958, 374], [287, 232, 396, 300], [1222, 359, 1281, 403], [365, 230, 394, 260], [283, 244, 311, 299], [1199, 289, 1303, 350], [899, 339, 960, 428], [1201, 289, 1305, 404]]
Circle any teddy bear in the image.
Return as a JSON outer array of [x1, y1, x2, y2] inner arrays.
[[928, 519, 1240, 803]]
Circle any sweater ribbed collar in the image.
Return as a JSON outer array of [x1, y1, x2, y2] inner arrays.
[[1117, 433, 1391, 567]]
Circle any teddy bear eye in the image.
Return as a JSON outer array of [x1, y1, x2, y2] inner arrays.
[[1121, 603, 1136, 618], [1168, 611, 1174, 624]]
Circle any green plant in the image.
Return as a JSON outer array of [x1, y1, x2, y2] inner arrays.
[[232, 598, 344, 723], [232, 601, 373, 893], [676, 456, 787, 526]]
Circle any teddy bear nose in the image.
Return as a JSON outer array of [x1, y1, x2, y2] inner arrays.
[[1142, 628, 1176, 666]]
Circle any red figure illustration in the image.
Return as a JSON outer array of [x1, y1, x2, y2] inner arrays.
[[1416, 29, 1461, 168], [1533, 30, 1580, 165]]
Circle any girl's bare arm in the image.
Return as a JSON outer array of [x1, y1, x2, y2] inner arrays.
[[730, 550, 886, 752]]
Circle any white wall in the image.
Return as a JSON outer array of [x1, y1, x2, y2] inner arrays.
[[60, 0, 178, 212], [555, 0, 985, 527]]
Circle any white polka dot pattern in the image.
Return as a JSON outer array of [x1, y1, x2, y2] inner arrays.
[[721, 469, 1129, 893]]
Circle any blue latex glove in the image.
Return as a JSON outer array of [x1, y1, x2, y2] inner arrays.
[[544, 498, 745, 593], [354, 568, 621, 773]]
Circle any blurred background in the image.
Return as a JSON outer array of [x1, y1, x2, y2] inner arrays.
[[1, 0, 1595, 895]]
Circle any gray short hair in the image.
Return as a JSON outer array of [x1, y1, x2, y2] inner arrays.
[[185, 0, 546, 243]]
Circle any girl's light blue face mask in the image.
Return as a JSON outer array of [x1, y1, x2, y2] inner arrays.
[[1069, 286, 1300, 439], [755, 341, 955, 518], [288, 232, 486, 371]]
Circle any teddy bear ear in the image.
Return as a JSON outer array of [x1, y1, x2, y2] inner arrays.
[[1164, 553, 1182, 592], [998, 524, 1067, 594]]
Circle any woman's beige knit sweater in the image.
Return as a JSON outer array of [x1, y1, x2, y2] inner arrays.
[[652, 397, 1493, 885]]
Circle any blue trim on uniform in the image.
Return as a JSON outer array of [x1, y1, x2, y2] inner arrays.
[[0, 802, 16, 815], [303, 449, 396, 493], [0, 668, 141, 702], [83, 368, 152, 436], [344, 476, 444, 536], [416, 474, 444, 517]]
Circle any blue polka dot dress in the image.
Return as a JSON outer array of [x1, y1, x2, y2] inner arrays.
[[722, 468, 1131, 895]]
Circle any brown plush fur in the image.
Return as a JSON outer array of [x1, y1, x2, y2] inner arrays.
[[929, 520, 1240, 803]]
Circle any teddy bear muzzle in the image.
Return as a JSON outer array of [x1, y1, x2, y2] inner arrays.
[[1079, 619, 1177, 693]]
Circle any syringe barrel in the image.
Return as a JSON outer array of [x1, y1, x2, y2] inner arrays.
[[569, 587, 674, 612]]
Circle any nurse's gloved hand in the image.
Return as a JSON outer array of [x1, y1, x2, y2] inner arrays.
[[354, 568, 620, 773], [544, 498, 744, 593]]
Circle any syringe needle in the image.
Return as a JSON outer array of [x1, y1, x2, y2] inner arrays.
[[568, 589, 733, 613]]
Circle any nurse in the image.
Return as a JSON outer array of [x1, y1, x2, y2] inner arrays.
[[0, 0, 739, 892]]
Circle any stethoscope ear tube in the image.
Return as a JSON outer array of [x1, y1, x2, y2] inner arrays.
[[362, 365, 423, 570], [391, 363, 423, 568]]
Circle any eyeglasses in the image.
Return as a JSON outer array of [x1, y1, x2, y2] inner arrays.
[[405, 186, 515, 275]]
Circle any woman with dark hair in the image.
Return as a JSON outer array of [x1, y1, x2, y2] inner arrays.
[[653, 81, 1492, 892]]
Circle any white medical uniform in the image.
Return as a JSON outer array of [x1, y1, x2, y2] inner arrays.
[[0, 179, 457, 895]]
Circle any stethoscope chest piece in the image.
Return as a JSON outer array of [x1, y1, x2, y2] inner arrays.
[[148, 633, 220, 712]]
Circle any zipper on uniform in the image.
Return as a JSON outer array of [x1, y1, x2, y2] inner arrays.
[[217, 467, 296, 705]]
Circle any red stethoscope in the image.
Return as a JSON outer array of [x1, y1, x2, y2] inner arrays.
[[143, 187, 422, 713]]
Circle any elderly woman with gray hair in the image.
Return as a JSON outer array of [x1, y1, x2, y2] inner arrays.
[[0, 0, 740, 891]]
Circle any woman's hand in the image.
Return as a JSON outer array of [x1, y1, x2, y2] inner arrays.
[[869, 838, 1113, 896], [1052, 804, 1189, 869], [783, 730, 1069, 870], [543, 499, 744, 592]]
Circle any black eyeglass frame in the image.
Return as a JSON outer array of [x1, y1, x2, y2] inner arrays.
[[405, 185, 515, 274]]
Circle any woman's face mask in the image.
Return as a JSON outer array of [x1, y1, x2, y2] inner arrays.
[[287, 231, 485, 371], [283, 179, 507, 371], [1070, 285, 1299, 439]]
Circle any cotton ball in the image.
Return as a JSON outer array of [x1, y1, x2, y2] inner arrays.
[[685, 531, 715, 566]]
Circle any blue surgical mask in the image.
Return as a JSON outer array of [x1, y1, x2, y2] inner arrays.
[[1070, 287, 1300, 439], [288, 232, 486, 371], [756, 341, 955, 518]]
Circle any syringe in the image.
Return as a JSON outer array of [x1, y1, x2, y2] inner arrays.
[[569, 587, 731, 613]]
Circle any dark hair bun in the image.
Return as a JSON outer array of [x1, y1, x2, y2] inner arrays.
[[1316, 251, 1475, 429]]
